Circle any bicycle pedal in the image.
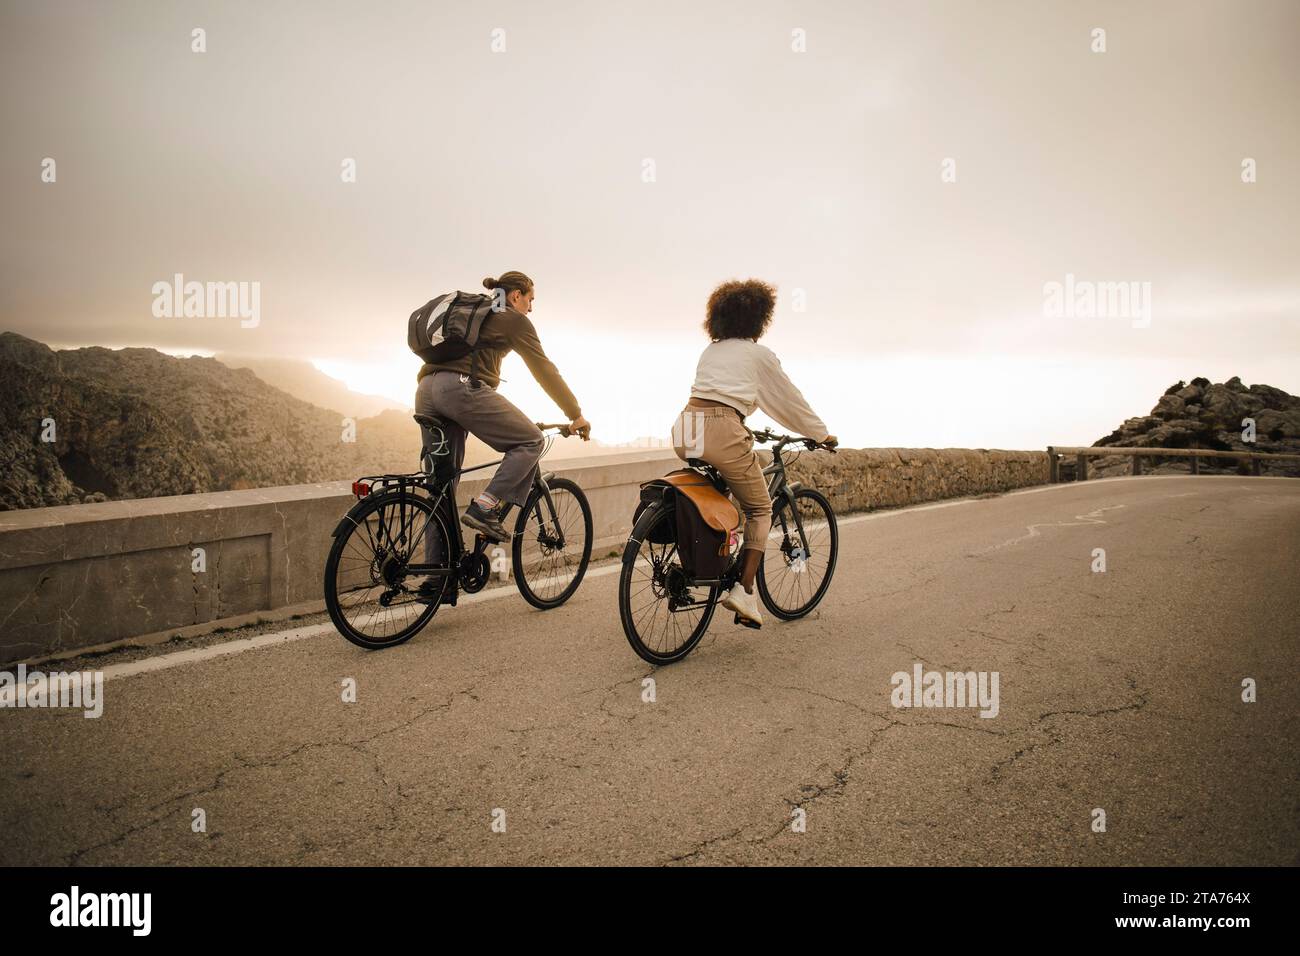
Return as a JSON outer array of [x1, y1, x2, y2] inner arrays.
[[733, 613, 762, 630]]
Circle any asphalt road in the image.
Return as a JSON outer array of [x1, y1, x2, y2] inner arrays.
[[2, 475, 1296, 865]]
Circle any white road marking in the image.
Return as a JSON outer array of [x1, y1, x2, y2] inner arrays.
[[13, 564, 627, 688], [2, 625, 335, 702], [971, 504, 1127, 555]]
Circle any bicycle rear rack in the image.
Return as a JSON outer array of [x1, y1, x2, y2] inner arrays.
[[350, 471, 441, 499]]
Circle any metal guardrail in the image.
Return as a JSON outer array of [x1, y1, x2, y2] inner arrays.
[[1047, 445, 1300, 482]]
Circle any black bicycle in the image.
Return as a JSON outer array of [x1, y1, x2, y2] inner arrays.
[[618, 428, 839, 665], [324, 414, 593, 649]]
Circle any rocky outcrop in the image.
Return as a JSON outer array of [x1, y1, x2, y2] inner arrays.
[[0, 333, 432, 510], [1085, 376, 1300, 478]]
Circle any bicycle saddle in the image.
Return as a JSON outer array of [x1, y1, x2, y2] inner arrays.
[[414, 413, 453, 475], [412, 413, 446, 431], [685, 459, 727, 492]]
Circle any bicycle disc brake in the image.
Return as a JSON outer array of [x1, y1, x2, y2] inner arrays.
[[535, 530, 565, 553]]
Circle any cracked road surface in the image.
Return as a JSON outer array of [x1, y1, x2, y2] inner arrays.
[[2, 476, 1296, 865]]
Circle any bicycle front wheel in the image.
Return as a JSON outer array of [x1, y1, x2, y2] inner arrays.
[[512, 476, 593, 609], [756, 487, 838, 620]]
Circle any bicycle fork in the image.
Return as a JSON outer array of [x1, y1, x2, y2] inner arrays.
[[771, 489, 813, 573]]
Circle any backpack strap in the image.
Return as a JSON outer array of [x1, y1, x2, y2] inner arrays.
[[465, 294, 495, 387]]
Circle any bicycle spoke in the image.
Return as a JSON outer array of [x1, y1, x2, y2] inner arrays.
[[328, 493, 446, 643], [516, 484, 589, 604], [759, 491, 835, 618]]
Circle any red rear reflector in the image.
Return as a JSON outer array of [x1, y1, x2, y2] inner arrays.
[[352, 482, 370, 497]]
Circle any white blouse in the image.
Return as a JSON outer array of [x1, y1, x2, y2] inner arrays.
[[688, 338, 829, 442]]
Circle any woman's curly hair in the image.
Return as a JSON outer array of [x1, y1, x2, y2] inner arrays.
[[703, 279, 776, 341]]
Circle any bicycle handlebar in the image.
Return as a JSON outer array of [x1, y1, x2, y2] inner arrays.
[[749, 427, 838, 453], [535, 421, 589, 440]]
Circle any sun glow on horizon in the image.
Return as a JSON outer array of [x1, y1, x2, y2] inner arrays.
[[306, 333, 1237, 451]]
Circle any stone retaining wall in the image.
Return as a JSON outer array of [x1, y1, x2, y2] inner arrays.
[[780, 447, 1049, 511]]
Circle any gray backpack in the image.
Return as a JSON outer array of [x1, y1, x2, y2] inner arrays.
[[408, 292, 497, 381]]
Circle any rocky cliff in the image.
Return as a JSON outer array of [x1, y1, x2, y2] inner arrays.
[[1086, 376, 1300, 478], [0, 333, 433, 510]]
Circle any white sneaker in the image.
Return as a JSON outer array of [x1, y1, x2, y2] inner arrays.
[[720, 585, 763, 627]]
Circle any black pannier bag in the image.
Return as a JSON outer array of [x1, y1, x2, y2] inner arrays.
[[671, 493, 730, 580], [633, 472, 739, 580], [408, 291, 496, 381], [632, 485, 677, 545]]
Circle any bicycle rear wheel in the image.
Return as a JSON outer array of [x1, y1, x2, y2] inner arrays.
[[324, 489, 450, 649], [618, 503, 719, 664], [756, 487, 838, 620], [512, 476, 593, 609]]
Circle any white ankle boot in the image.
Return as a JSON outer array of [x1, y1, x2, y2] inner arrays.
[[721, 585, 763, 626]]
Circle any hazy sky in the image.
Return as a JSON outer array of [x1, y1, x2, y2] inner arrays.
[[3, 0, 1297, 448]]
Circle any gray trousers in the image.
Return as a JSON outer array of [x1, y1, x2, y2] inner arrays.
[[415, 371, 544, 562]]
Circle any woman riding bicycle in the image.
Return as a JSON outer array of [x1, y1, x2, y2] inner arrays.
[[414, 271, 591, 546], [671, 279, 837, 627]]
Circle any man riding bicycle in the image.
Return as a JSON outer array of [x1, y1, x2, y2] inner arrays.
[[414, 271, 591, 549]]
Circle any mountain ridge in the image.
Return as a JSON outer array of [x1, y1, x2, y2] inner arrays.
[[212, 353, 408, 419], [0, 333, 431, 509], [0, 334, 669, 510]]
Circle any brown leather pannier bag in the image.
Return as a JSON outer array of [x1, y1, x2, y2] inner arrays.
[[633, 469, 741, 580]]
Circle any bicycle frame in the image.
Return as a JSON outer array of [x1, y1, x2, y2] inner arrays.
[[719, 446, 808, 585], [344, 436, 565, 582], [760, 441, 813, 560]]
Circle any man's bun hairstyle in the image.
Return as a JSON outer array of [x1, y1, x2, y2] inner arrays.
[[482, 271, 533, 297], [704, 278, 777, 341]]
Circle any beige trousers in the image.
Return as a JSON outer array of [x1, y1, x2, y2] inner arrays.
[[671, 404, 771, 552]]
